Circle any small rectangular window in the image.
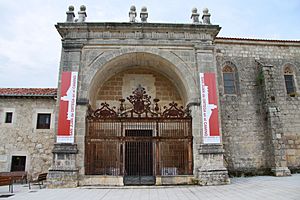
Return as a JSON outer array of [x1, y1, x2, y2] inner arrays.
[[5, 112, 13, 123], [284, 75, 295, 94], [36, 113, 51, 129]]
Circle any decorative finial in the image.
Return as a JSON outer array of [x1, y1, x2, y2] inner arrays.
[[129, 5, 137, 22], [202, 8, 211, 25], [77, 5, 87, 22], [80, 5, 86, 11], [140, 6, 148, 23], [66, 5, 75, 22], [69, 5, 74, 12], [191, 7, 201, 24]]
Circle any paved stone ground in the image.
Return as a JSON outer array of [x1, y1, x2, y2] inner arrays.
[[0, 174, 300, 200]]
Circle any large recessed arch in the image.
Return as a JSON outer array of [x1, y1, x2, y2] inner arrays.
[[83, 48, 198, 107]]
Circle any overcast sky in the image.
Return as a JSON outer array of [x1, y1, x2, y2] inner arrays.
[[0, 0, 299, 88]]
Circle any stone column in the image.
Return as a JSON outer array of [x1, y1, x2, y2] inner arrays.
[[47, 42, 84, 188], [194, 45, 230, 185], [260, 65, 291, 176]]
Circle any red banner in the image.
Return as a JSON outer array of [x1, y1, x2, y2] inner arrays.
[[57, 71, 78, 143], [200, 73, 220, 143]]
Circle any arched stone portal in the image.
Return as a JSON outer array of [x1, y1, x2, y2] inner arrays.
[[83, 51, 199, 108], [82, 52, 196, 185]]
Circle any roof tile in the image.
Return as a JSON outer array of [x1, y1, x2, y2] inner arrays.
[[0, 88, 57, 97], [216, 37, 300, 43]]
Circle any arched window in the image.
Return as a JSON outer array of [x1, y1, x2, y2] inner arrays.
[[284, 65, 296, 94], [222, 65, 237, 94]]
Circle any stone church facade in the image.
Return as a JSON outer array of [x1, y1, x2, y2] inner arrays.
[[0, 6, 299, 187]]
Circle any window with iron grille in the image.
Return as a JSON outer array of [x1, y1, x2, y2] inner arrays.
[[222, 65, 237, 94], [284, 65, 296, 95], [284, 75, 296, 94], [36, 113, 51, 129]]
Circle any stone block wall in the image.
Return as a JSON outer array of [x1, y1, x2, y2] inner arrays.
[[96, 68, 182, 107], [278, 86, 300, 172], [215, 39, 300, 175], [216, 56, 269, 175], [0, 98, 56, 178]]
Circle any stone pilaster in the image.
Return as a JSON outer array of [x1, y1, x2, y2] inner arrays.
[[47, 143, 79, 188], [260, 65, 291, 176], [197, 144, 229, 185], [188, 103, 202, 175], [195, 43, 229, 185], [48, 37, 84, 187]]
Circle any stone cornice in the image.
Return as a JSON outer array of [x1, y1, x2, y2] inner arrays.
[[62, 41, 85, 49], [56, 22, 221, 41]]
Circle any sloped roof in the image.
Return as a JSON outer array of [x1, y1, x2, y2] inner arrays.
[[0, 88, 57, 98]]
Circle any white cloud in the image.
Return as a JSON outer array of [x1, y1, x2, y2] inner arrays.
[[0, 0, 299, 87], [0, 1, 62, 87]]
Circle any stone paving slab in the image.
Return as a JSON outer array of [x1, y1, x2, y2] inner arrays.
[[0, 174, 299, 200]]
